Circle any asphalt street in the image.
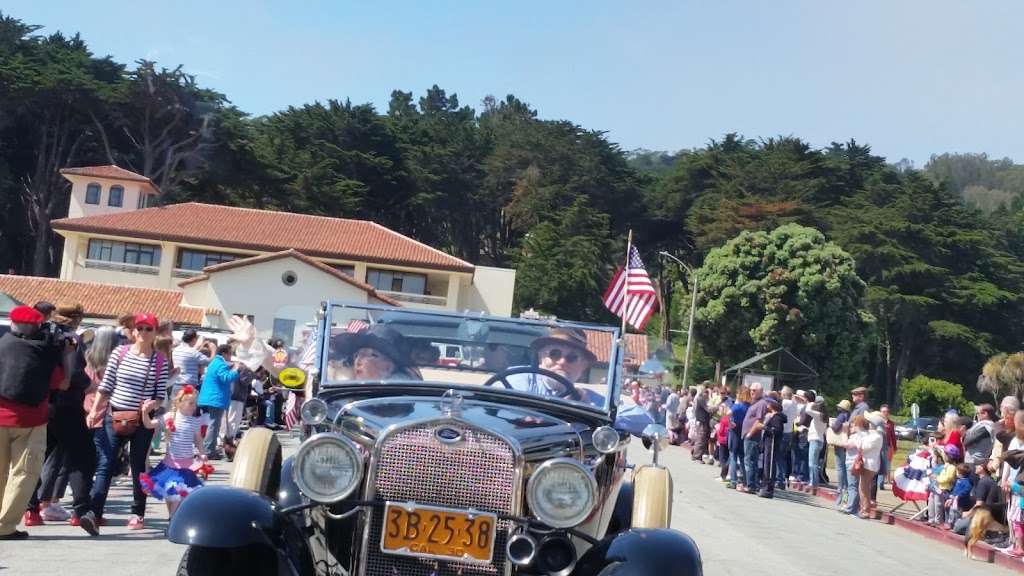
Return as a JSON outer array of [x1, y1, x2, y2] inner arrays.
[[2, 433, 1019, 576]]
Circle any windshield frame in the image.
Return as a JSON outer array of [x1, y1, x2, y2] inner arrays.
[[318, 301, 624, 418]]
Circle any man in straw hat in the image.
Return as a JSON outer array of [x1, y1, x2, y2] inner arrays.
[[508, 327, 601, 406]]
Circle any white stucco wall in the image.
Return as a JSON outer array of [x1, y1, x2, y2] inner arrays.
[[65, 175, 156, 219], [189, 256, 374, 345], [461, 265, 516, 316]]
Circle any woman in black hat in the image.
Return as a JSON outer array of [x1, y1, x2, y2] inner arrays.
[[332, 325, 415, 381]]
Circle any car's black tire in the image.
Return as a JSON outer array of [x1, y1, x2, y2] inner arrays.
[[176, 545, 279, 576]]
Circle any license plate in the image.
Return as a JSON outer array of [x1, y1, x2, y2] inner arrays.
[[381, 502, 497, 563]]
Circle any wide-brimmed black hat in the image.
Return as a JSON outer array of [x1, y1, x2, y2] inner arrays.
[[332, 324, 411, 368]]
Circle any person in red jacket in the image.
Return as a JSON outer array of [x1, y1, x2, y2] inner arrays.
[[880, 404, 898, 488], [0, 306, 67, 540]]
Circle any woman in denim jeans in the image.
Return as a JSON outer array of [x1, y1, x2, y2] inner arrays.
[[805, 398, 828, 488], [727, 385, 751, 490], [832, 400, 852, 507]]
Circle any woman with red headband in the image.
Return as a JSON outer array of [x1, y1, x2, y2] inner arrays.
[[86, 313, 169, 530]]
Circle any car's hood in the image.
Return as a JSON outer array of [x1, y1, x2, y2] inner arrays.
[[322, 390, 593, 462]]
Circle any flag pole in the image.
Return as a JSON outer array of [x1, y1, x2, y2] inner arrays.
[[621, 229, 633, 337]]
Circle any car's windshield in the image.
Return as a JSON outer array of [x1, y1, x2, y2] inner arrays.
[[322, 303, 626, 413]]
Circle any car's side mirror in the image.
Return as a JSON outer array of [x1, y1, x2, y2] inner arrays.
[[642, 424, 669, 466]]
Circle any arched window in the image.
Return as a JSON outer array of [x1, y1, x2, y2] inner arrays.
[[85, 183, 101, 204], [108, 185, 124, 207]]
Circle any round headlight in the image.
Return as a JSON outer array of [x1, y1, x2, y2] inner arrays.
[[300, 398, 328, 426], [592, 426, 620, 454], [526, 458, 597, 528], [293, 433, 363, 503]]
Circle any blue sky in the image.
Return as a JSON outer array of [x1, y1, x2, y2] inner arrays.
[[7, 1, 1022, 165]]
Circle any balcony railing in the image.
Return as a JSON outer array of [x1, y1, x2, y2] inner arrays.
[[172, 268, 203, 279], [84, 259, 160, 275], [377, 290, 448, 307]]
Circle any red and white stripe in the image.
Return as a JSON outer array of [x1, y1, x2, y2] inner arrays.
[[603, 246, 657, 331]]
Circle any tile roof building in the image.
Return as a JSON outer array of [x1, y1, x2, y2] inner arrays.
[[10, 165, 517, 345]]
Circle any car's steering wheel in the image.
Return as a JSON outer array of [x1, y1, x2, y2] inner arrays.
[[483, 366, 580, 399]]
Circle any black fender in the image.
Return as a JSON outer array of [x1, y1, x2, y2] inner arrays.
[[606, 479, 634, 534], [573, 528, 702, 576], [168, 486, 279, 548], [276, 456, 303, 510], [168, 485, 314, 576]]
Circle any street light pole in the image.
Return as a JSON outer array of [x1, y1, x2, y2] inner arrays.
[[660, 252, 699, 388]]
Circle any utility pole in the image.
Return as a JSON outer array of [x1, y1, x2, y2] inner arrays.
[[660, 252, 699, 387]]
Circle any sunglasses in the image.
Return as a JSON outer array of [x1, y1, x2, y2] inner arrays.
[[136, 326, 154, 333], [545, 347, 581, 364]]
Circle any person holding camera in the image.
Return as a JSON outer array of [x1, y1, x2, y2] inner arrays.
[[23, 303, 101, 535], [86, 313, 169, 530], [0, 306, 70, 540]]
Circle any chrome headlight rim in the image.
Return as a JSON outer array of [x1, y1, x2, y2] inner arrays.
[[292, 432, 363, 503], [300, 397, 329, 426], [526, 457, 598, 529], [592, 425, 621, 454]]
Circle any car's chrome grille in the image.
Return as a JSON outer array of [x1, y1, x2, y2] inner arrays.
[[364, 423, 516, 576]]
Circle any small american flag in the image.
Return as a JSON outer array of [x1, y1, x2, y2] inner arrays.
[[297, 320, 320, 369], [603, 245, 657, 331]]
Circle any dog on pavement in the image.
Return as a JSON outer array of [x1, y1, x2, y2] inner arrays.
[[965, 508, 1007, 559]]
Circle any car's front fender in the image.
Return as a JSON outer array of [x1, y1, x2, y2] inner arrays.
[[572, 528, 702, 576], [168, 486, 281, 548]]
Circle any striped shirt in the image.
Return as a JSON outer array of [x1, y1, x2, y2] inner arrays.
[[172, 343, 209, 388], [162, 412, 204, 461], [98, 346, 168, 410]]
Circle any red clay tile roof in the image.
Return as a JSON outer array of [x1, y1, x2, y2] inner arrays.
[[0, 275, 205, 325], [52, 202, 474, 273], [179, 249, 402, 307], [585, 330, 649, 367], [59, 165, 159, 191]]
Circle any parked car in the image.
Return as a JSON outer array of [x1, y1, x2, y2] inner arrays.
[[168, 302, 702, 576], [894, 416, 940, 440]]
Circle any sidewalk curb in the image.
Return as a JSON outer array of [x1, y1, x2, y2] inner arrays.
[[675, 444, 1024, 572]]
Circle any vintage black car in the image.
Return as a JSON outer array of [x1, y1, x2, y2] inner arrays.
[[168, 302, 702, 575]]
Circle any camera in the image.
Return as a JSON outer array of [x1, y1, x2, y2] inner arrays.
[[39, 321, 76, 348]]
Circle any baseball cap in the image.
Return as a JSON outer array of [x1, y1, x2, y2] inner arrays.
[[133, 313, 158, 330]]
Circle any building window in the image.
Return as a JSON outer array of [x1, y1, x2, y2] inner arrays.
[[272, 318, 296, 347], [85, 183, 101, 205], [367, 268, 427, 294], [87, 239, 161, 267], [108, 185, 124, 207], [176, 249, 238, 271], [330, 264, 355, 277], [137, 193, 157, 209]]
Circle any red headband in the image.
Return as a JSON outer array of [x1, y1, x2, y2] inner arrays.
[[181, 385, 195, 395]]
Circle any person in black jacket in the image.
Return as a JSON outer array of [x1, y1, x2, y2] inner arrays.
[[0, 306, 67, 540], [759, 398, 786, 499], [23, 303, 100, 535]]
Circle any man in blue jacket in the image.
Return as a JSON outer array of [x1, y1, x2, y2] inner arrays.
[[197, 344, 239, 460]]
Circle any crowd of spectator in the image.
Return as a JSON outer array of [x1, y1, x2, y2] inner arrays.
[[649, 376, 1024, 559], [0, 303, 292, 540]]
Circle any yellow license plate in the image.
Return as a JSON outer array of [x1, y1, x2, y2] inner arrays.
[[381, 502, 497, 563]]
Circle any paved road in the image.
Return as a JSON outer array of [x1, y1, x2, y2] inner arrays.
[[652, 442, 1019, 576], [3, 432, 1018, 575]]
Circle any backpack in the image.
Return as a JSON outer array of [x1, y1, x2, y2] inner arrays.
[[0, 332, 61, 406]]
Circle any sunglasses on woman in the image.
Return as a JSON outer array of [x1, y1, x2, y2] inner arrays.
[[136, 326, 154, 333], [545, 347, 581, 364]]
